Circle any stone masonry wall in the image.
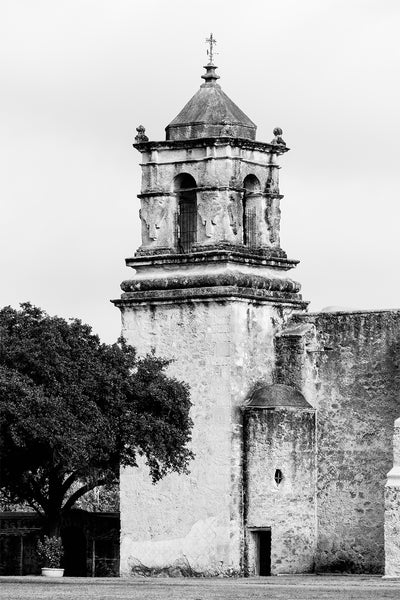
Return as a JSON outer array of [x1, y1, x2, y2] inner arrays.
[[292, 310, 400, 573], [245, 408, 316, 574], [119, 298, 288, 576]]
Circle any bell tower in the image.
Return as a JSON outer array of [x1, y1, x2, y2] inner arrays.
[[114, 45, 307, 576], [132, 60, 291, 261]]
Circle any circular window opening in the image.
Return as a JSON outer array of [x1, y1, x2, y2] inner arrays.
[[274, 469, 283, 485]]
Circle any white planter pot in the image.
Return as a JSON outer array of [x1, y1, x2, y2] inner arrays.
[[41, 567, 64, 577]]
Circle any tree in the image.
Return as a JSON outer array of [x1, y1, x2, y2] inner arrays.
[[0, 303, 193, 536]]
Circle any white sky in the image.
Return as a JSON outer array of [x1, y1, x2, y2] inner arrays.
[[2, 0, 400, 342]]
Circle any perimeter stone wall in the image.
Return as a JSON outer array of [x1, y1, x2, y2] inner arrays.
[[291, 310, 400, 573]]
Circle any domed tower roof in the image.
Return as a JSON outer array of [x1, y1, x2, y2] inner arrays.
[[165, 64, 257, 141]]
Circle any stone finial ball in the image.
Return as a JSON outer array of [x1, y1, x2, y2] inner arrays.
[[135, 125, 149, 143], [273, 127, 283, 136]]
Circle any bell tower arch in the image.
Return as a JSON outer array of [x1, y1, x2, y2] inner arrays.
[[174, 173, 198, 253]]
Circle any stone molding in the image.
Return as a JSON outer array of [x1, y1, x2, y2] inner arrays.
[[133, 136, 289, 156], [120, 271, 301, 295], [118, 249, 306, 308], [113, 285, 307, 308], [128, 248, 297, 269]]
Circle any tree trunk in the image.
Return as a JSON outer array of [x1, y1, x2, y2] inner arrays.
[[46, 517, 61, 538], [45, 503, 63, 538], [45, 473, 64, 537]]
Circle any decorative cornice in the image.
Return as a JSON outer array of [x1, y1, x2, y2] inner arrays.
[[112, 286, 307, 309], [127, 248, 298, 270], [133, 137, 289, 155], [136, 188, 282, 199], [115, 247, 306, 309], [120, 270, 301, 295]]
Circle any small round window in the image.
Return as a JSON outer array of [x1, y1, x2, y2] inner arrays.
[[274, 469, 283, 485]]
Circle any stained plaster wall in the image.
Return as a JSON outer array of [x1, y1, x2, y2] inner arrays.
[[244, 408, 316, 574], [291, 310, 400, 573], [119, 298, 288, 576]]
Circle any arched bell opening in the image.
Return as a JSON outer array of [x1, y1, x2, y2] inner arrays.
[[243, 174, 261, 247], [174, 173, 197, 253]]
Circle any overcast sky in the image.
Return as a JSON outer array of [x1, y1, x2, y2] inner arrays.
[[2, 0, 400, 342]]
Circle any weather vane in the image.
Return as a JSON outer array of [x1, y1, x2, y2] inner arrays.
[[206, 33, 217, 65]]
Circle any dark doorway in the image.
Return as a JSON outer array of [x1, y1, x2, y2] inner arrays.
[[257, 530, 271, 576], [62, 526, 87, 576]]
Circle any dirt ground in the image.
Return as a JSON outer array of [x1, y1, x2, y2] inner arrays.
[[1, 575, 400, 600]]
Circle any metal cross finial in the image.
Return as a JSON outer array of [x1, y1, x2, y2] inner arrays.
[[206, 33, 217, 65]]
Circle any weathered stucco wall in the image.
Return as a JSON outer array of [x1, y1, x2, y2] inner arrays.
[[291, 310, 400, 573], [119, 299, 288, 576], [244, 408, 316, 574]]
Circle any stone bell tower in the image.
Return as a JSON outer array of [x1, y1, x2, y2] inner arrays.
[[113, 46, 307, 576]]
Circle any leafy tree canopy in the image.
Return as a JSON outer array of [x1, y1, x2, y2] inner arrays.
[[0, 303, 193, 534]]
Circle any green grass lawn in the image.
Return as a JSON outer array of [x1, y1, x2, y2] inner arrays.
[[0, 576, 400, 600]]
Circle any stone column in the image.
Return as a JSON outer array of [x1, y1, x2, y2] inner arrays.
[[384, 417, 400, 578], [244, 193, 279, 248], [265, 161, 282, 249], [138, 194, 177, 253], [266, 195, 281, 248], [196, 190, 231, 246]]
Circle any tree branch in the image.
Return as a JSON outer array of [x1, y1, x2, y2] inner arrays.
[[61, 473, 79, 496], [9, 476, 49, 514], [27, 498, 45, 516], [28, 478, 50, 514], [61, 478, 110, 513]]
